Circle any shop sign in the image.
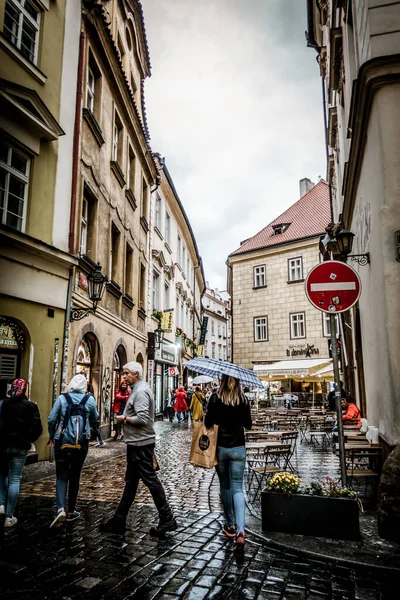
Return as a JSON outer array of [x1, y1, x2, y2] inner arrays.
[[0, 326, 19, 349], [161, 309, 174, 333], [196, 345, 204, 357], [148, 359, 154, 386], [199, 317, 208, 345], [286, 344, 320, 357], [155, 341, 178, 365]]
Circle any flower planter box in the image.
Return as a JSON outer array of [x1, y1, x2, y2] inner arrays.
[[261, 491, 360, 540]]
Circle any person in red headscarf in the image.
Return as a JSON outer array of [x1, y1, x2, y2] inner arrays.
[[0, 379, 43, 528], [174, 386, 188, 423]]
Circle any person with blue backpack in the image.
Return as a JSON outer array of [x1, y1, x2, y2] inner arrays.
[[48, 373, 99, 528]]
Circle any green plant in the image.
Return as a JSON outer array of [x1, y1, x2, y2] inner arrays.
[[152, 310, 162, 323], [265, 472, 301, 496]]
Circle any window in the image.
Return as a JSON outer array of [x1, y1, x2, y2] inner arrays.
[[141, 177, 148, 220], [109, 224, 121, 283], [218, 323, 221, 337], [288, 257, 303, 282], [177, 234, 182, 265], [323, 313, 339, 337], [139, 263, 146, 309], [165, 211, 171, 245], [164, 282, 170, 310], [187, 257, 190, 280], [127, 146, 135, 191], [80, 188, 97, 258], [181, 301, 184, 329], [86, 67, 95, 113], [254, 316, 268, 342], [112, 111, 123, 165], [211, 320, 215, 335], [155, 195, 161, 231], [152, 270, 160, 311], [290, 313, 306, 339], [175, 296, 180, 327], [182, 246, 186, 274], [253, 265, 266, 288], [4, 0, 41, 64], [218, 345, 222, 360], [125, 244, 133, 296], [211, 342, 216, 359], [0, 139, 29, 232]]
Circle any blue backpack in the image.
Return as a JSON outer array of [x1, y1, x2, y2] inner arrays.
[[60, 393, 90, 450]]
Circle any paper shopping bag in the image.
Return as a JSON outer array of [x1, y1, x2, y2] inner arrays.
[[189, 421, 218, 469]]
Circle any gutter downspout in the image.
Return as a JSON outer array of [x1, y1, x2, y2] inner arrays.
[[225, 259, 233, 363], [69, 30, 85, 255]]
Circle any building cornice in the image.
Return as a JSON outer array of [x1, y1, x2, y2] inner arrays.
[[228, 235, 321, 264], [342, 54, 400, 226]]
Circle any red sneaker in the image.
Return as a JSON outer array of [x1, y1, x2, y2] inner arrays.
[[222, 524, 236, 538], [234, 531, 245, 552]]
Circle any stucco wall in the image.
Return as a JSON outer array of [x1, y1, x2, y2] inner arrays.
[[351, 84, 400, 446]]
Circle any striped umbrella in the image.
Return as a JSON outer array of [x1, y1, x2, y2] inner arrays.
[[184, 357, 265, 389]]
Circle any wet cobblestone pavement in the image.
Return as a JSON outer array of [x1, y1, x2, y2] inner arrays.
[[1, 421, 399, 599]]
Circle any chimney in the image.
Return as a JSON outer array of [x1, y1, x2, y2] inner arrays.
[[299, 178, 315, 198]]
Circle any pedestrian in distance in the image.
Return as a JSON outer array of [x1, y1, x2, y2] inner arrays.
[[0, 379, 43, 528], [86, 381, 105, 447], [166, 387, 175, 422], [190, 386, 204, 422], [48, 373, 99, 527], [174, 386, 188, 423], [113, 381, 130, 440], [100, 362, 176, 537], [204, 374, 252, 553]]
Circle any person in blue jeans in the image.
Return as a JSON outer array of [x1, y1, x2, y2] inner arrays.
[[0, 379, 43, 528], [204, 374, 252, 552], [48, 374, 99, 528]]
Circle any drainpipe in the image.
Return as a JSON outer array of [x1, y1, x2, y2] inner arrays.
[[69, 30, 86, 255], [225, 259, 233, 363]]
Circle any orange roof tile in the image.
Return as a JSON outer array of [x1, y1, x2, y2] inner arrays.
[[230, 180, 331, 256]]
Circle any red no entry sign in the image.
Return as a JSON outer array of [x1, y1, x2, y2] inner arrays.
[[305, 260, 361, 313]]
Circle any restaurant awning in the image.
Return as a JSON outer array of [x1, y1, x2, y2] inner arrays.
[[253, 358, 333, 380]]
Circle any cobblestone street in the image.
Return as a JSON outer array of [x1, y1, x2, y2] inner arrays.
[[1, 422, 399, 599]]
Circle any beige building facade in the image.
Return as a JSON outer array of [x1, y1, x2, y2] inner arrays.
[[227, 180, 331, 395], [148, 157, 205, 413], [0, 0, 80, 460], [201, 286, 230, 362], [67, 0, 159, 438]]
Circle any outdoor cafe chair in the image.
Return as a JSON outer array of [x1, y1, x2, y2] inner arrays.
[[279, 431, 299, 472], [246, 443, 292, 502], [345, 448, 382, 498]]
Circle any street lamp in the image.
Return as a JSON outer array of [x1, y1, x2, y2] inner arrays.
[[336, 228, 370, 266], [154, 323, 164, 349], [70, 263, 107, 321]]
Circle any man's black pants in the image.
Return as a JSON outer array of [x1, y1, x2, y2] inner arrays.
[[116, 443, 172, 521]]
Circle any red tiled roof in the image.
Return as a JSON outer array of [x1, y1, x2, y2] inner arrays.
[[230, 180, 330, 256]]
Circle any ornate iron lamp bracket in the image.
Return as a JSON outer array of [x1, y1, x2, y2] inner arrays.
[[70, 307, 94, 322], [348, 253, 370, 266]]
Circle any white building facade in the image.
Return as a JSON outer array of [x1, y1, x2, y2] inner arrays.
[[201, 287, 230, 362]]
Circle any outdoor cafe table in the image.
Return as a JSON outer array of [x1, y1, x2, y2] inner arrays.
[[336, 443, 382, 450], [245, 430, 295, 440], [246, 441, 288, 449]]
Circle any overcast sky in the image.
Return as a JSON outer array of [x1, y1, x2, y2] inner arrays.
[[143, 0, 326, 291]]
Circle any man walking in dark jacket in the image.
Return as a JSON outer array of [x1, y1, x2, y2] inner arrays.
[[100, 362, 176, 536]]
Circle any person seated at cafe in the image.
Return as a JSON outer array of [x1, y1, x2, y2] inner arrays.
[[341, 395, 361, 427]]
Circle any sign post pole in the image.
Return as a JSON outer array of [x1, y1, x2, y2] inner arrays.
[[330, 314, 347, 487]]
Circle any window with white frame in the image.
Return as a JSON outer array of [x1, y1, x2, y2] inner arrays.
[[253, 265, 266, 288], [155, 195, 161, 231], [152, 270, 160, 311], [4, 0, 41, 64], [288, 257, 303, 282], [86, 67, 95, 113], [182, 245, 186, 274], [290, 312, 305, 339], [80, 197, 88, 254], [127, 145, 135, 191], [0, 139, 30, 232], [218, 345, 222, 360], [322, 313, 339, 337], [165, 211, 171, 245], [211, 320, 215, 335], [211, 342, 216, 358], [254, 316, 268, 342], [175, 296, 180, 327], [177, 234, 182, 265], [164, 282, 170, 310], [112, 111, 123, 164]]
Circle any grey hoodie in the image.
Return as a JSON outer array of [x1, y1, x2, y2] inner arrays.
[[123, 379, 155, 446]]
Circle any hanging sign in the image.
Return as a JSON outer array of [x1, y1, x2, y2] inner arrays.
[[161, 309, 174, 333], [169, 367, 177, 377], [199, 317, 209, 345], [196, 345, 204, 357]]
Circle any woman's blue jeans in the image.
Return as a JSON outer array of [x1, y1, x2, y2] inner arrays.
[[0, 447, 29, 517], [215, 445, 246, 533]]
